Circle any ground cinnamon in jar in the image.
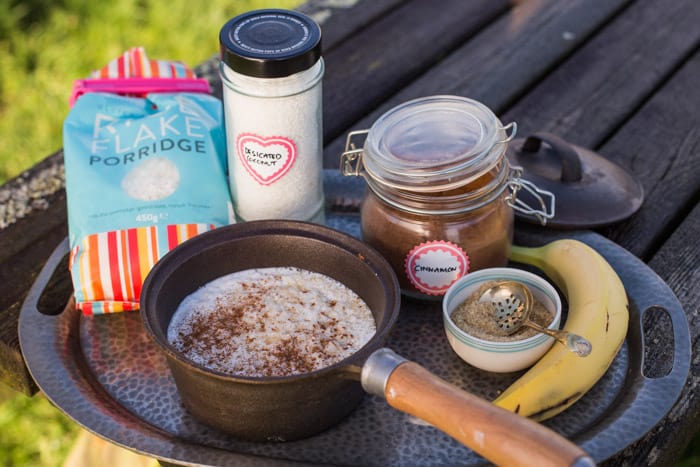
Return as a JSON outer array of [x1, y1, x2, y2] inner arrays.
[[360, 181, 513, 296], [342, 96, 533, 299]]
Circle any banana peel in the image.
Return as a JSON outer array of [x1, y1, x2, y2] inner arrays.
[[492, 239, 629, 421]]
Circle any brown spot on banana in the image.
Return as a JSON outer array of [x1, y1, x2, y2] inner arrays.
[[529, 392, 583, 420]]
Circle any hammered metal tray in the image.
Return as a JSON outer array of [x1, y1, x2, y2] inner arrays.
[[19, 171, 690, 466]]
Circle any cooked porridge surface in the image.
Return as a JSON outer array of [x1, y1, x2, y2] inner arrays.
[[168, 267, 376, 377]]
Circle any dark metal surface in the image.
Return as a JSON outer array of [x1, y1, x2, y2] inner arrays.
[[18, 171, 690, 466]]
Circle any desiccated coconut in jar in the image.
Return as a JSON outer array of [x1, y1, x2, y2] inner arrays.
[[220, 10, 325, 223]]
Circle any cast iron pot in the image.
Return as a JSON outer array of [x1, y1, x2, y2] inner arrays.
[[140, 220, 593, 467]]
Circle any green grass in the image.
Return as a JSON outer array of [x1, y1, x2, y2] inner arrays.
[[0, 0, 300, 185], [0, 2, 300, 465], [0, 385, 77, 466], [678, 436, 700, 467]]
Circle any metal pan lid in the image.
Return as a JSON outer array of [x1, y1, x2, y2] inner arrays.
[[507, 132, 644, 229]]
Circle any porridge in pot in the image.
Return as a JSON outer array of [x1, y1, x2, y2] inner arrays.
[[168, 267, 376, 377]]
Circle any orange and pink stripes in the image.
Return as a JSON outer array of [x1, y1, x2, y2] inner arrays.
[[70, 223, 214, 315], [94, 47, 196, 80]]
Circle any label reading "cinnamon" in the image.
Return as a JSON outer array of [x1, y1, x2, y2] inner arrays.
[[405, 241, 470, 295]]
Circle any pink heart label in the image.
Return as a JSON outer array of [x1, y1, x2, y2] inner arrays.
[[236, 133, 297, 185]]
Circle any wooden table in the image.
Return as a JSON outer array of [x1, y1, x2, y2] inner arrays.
[[1, 0, 698, 465]]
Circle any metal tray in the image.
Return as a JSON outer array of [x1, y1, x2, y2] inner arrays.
[[19, 171, 690, 466]]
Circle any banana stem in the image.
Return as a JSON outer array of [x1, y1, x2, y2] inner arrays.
[[509, 244, 542, 267]]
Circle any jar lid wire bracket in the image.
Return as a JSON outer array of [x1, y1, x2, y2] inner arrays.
[[340, 130, 370, 177], [506, 166, 556, 226]]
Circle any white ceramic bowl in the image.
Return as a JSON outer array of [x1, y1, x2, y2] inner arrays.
[[442, 267, 562, 373]]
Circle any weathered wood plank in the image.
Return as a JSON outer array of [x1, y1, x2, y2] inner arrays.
[[0, 151, 65, 263], [321, 0, 510, 144], [298, 0, 405, 52], [0, 210, 68, 393], [496, 0, 700, 259], [503, 0, 700, 149], [595, 44, 700, 259], [322, 0, 631, 167], [0, 151, 66, 393]]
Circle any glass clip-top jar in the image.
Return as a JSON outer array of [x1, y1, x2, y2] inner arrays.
[[340, 95, 554, 300]]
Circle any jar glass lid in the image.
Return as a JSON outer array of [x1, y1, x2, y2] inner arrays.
[[363, 96, 511, 191]]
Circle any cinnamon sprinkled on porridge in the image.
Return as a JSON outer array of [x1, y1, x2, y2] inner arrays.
[[168, 267, 376, 377]]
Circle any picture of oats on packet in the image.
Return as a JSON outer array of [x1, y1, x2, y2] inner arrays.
[[63, 48, 234, 315]]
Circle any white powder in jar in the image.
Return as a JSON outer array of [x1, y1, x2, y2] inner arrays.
[[221, 57, 325, 223], [168, 267, 376, 377]]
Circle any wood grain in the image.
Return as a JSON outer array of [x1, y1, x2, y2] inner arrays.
[[322, 0, 509, 143], [298, 0, 405, 52], [504, 0, 700, 146], [323, 0, 630, 167], [0, 150, 67, 393], [596, 47, 700, 259], [385, 361, 593, 467]]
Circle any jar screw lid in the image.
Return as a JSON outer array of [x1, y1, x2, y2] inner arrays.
[[220, 9, 322, 78]]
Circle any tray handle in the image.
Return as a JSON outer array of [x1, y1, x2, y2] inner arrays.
[[24, 237, 71, 316], [577, 275, 691, 460], [638, 301, 691, 387]]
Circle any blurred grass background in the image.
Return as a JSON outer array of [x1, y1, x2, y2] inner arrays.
[[0, 0, 300, 185], [0, 0, 698, 466], [0, 1, 300, 465]]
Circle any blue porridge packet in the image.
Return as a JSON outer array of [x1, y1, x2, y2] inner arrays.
[[63, 91, 234, 315]]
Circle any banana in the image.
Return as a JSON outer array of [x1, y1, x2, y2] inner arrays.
[[492, 239, 629, 421]]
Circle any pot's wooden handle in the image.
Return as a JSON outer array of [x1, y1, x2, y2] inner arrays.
[[385, 361, 595, 467]]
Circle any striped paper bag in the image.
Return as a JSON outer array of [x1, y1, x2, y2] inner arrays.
[[64, 48, 234, 315]]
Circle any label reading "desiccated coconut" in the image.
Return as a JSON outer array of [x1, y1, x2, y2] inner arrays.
[[237, 133, 297, 186], [405, 241, 470, 295]]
